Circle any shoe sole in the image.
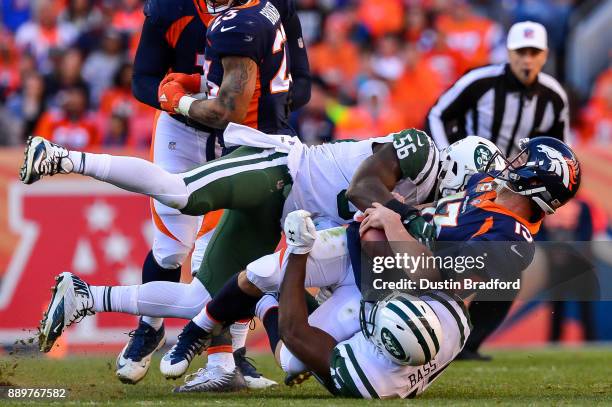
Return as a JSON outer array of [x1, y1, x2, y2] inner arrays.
[[174, 371, 248, 393], [284, 371, 312, 386], [244, 376, 278, 389], [20, 136, 45, 185], [39, 273, 70, 353], [115, 336, 167, 385]]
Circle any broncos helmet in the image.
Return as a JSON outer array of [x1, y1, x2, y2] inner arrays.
[[486, 137, 580, 214], [360, 292, 443, 366]]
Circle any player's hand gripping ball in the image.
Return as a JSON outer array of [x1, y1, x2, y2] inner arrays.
[[284, 210, 317, 254]]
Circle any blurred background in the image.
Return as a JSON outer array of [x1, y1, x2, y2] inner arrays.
[[0, 0, 611, 354]]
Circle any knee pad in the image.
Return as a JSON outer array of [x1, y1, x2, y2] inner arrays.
[[152, 234, 192, 269], [245, 252, 282, 293], [279, 343, 307, 375]]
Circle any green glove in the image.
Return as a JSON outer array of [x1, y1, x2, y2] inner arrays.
[[403, 213, 436, 249]]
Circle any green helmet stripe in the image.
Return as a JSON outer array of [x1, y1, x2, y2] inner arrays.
[[426, 292, 467, 347], [398, 297, 440, 353], [387, 303, 432, 363]]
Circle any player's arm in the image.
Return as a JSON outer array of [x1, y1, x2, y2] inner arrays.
[[285, 9, 311, 110], [187, 56, 257, 128], [278, 211, 337, 383], [161, 56, 257, 129], [132, 1, 174, 109], [279, 253, 337, 382], [346, 143, 401, 212]]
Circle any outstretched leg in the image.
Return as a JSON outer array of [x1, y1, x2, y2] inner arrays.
[[20, 138, 290, 215]]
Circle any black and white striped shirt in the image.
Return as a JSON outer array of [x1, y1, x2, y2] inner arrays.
[[425, 63, 569, 156]]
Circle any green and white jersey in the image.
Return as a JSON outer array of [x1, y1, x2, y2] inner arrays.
[[283, 129, 440, 229], [329, 291, 471, 399]]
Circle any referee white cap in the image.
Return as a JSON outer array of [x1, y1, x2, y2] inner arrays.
[[507, 21, 548, 51]]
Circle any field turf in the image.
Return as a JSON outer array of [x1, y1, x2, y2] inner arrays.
[[1, 347, 611, 405]]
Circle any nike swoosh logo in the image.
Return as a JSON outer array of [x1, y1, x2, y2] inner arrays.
[[510, 244, 523, 258], [220, 26, 236, 32]]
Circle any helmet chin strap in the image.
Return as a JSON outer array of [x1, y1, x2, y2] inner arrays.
[[498, 181, 555, 214]]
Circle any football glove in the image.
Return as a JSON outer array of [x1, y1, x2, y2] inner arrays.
[[403, 213, 436, 249], [284, 210, 317, 254], [160, 73, 204, 94], [158, 81, 186, 112]]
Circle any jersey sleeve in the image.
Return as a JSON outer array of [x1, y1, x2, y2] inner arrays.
[[391, 129, 440, 187], [208, 18, 266, 62], [132, 0, 175, 108]]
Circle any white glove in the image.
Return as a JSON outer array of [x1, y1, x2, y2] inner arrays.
[[284, 210, 317, 254]]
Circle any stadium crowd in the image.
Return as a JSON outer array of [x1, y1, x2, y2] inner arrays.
[[0, 0, 609, 148]]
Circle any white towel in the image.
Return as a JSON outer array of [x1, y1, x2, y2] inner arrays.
[[223, 122, 301, 153]]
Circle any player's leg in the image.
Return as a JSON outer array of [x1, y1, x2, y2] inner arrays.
[[20, 138, 290, 215], [161, 202, 284, 387], [117, 113, 215, 384], [38, 273, 211, 353]]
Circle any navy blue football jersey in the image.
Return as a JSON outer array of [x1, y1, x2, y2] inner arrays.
[[433, 173, 541, 243], [432, 173, 540, 281], [204, 0, 295, 135], [133, 0, 213, 110]]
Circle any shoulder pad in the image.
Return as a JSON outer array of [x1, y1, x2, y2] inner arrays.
[[391, 128, 436, 181]]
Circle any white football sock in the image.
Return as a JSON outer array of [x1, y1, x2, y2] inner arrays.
[[191, 305, 218, 332], [141, 316, 164, 330], [89, 279, 210, 319], [207, 352, 235, 372], [230, 321, 249, 351], [90, 286, 139, 314], [70, 152, 189, 210]]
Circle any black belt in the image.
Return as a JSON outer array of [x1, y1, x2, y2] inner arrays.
[[170, 113, 214, 134]]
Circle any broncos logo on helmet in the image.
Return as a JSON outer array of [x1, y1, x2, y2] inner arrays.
[[486, 137, 581, 214]]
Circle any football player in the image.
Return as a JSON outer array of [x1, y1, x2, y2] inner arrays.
[[24, 126, 440, 382], [25, 130, 497, 385], [121, 0, 310, 387], [169, 137, 579, 397]]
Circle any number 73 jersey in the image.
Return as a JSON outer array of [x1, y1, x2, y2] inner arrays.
[[204, 0, 294, 135]]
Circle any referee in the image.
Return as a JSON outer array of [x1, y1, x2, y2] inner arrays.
[[425, 21, 569, 361], [426, 21, 568, 156]]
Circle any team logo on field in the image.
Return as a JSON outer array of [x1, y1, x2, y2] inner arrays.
[[381, 328, 406, 360], [474, 145, 493, 171]]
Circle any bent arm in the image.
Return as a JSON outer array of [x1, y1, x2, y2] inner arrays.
[[187, 56, 257, 129], [279, 252, 336, 383], [346, 143, 402, 211], [132, 14, 173, 109]]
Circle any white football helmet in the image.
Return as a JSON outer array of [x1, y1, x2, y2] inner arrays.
[[438, 136, 505, 197], [360, 292, 443, 366]]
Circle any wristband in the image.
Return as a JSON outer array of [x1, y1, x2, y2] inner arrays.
[[177, 95, 197, 117], [384, 198, 419, 221]]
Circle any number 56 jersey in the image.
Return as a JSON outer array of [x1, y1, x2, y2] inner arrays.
[[283, 128, 440, 229], [205, 0, 295, 135]]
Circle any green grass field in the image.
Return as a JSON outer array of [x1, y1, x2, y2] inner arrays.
[[1, 348, 611, 405]]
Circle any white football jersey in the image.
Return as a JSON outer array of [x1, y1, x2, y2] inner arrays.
[[283, 129, 440, 229], [329, 291, 471, 399]]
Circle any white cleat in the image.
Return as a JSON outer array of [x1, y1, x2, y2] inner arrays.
[[115, 319, 167, 384], [234, 347, 278, 389], [173, 366, 247, 393], [20, 136, 73, 184], [39, 272, 94, 353], [160, 321, 211, 379]]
